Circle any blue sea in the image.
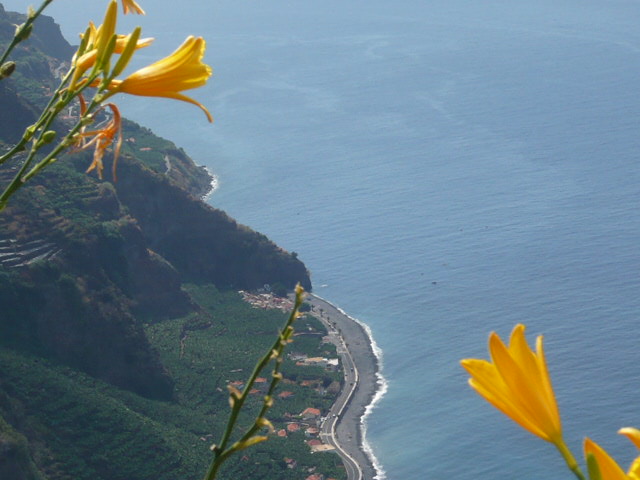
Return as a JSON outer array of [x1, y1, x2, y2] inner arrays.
[[8, 0, 640, 478]]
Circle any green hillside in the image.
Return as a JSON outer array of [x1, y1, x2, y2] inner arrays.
[[0, 3, 341, 479]]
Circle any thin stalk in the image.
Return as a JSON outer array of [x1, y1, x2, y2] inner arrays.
[[0, 0, 56, 67], [203, 288, 304, 480], [0, 140, 28, 166], [555, 440, 586, 480], [0, 67, 73, 167], [0, 92, 100, 209], [0, 115, 59, 207]]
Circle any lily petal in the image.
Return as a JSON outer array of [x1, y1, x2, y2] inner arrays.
[[461, 324, 563, 444], [584, 438, 628, 480]]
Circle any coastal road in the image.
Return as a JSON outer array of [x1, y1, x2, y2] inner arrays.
[[305, 294, 378, 480]]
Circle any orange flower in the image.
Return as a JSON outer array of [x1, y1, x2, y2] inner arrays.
[[70, 5, 153, 91], [105, 36, 213, 122], [461, 324, 581, 474], [461, 324, 562, 444], [584, 438, 628, 480], [70, 1, 118, 86], [584, 428, 640, 480], [76, 103, 122, 179], [121, 0, 145, 14], [73, 27, 153, 77]]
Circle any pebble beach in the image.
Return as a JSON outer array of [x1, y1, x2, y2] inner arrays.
[[306, 294, 384, 480]]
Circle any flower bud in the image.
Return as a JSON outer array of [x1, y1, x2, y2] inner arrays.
[[256, 417, 274, 433], [24, 125, 36, 141], [14, 23, 32, 43], [35, 130, 57, 149], [0, 61, 16, 79], [232, 436, 268, 452], [41, 130, 56, 144]]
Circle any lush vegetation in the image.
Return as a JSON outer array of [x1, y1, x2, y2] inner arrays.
[[0, 4, 332, 479], [0, 284, 346, 480]]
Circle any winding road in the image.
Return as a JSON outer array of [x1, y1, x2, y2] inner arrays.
[[305, 294, 378, 480]]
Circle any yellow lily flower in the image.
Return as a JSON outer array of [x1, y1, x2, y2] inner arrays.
[[619, 428, 640, 450], [73, 26, 153, 78], [585, 438, 628, 480], [461, 324, 580, 472], [121, 0, 145, 14], [461, 324, 562, 443], [105, 36, 213, 122], [584, 430, 640, 480], [70, 7, 153, 91]]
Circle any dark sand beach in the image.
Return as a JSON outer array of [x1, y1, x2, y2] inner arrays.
[[306, 294, 380, 480]]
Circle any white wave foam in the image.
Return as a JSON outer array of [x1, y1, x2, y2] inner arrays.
[[201, 166, 219, 201], [313, 295, 388, 480]]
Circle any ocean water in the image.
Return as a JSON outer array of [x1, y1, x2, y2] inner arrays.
[[7, 0, 640, 478]]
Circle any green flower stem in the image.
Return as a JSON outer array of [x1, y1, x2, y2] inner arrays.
[[21, 89, 103, 182], [0, 66, 73, 168], [0, 105, 69, 208], [0, 115, 60, 208], [0, 0, 56, 69], [203, 288, 304, 480], [0, 69, 100, 210], [0, 139, 28, 166], [0, 117, 82, 209], [555, 440, 586, 480]]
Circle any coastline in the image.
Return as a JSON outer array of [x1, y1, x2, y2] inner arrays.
[[306, 293, 386, 480], [201, 165, 219, 202]]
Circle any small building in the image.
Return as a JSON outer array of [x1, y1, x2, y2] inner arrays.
[[305, 357, 328, 367], [278, 390, 295, 399], [326, 358, 339, 371], [301, 407, 321, 420], [305, 427, 320, 437], [289, 352, 308, 362], [254, 377, 268, 392], [286, 423, 301, 433], [300, 379, 320, 388], [311, 444, 336, 453]]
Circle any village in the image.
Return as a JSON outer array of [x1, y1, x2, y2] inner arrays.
[[235, 289, 346, 480]]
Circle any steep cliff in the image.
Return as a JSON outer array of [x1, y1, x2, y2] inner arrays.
[[0, 5, 314, 479]]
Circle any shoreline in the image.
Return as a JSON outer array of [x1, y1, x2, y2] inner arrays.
[[305, 293, 386, 480], [201, 165, 219, 202]]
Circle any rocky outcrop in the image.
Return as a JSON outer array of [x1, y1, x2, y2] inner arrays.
[[114, 157, 312, 291]]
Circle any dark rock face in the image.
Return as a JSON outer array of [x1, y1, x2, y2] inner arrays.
[[0, 214, 180, 401], [0, 82, 39, 143], [114, 159, 312, 291]]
